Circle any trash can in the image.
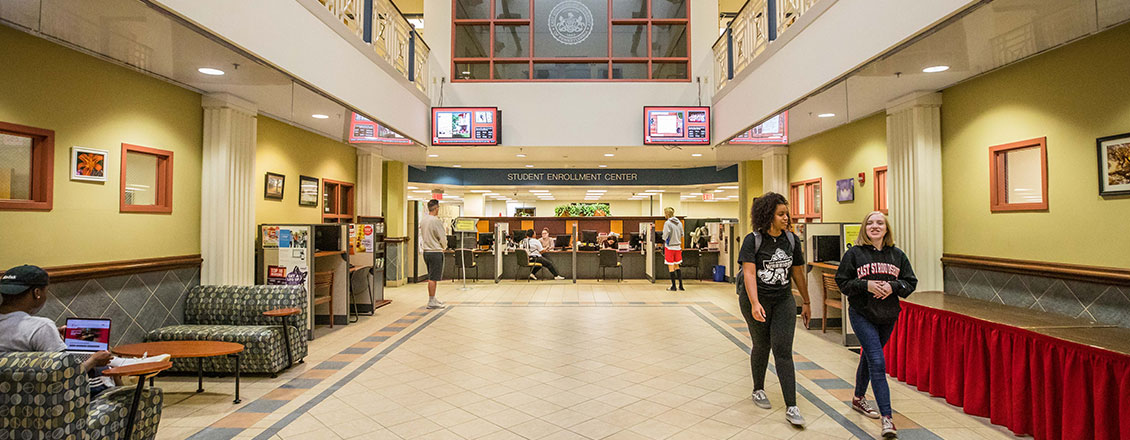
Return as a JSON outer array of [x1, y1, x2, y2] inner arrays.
[[713, 265, 726, 282]]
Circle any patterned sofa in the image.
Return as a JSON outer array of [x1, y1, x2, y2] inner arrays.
[[146, 285, 308, 375], [0, 352, 163, 440]]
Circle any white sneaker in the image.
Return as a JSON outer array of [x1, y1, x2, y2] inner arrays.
[[785, 406, 806, 427], [751, 389, 771, 409], [554, 275, 565, 280], [427, 298, 446, 309], [529, 273, 538, 280]]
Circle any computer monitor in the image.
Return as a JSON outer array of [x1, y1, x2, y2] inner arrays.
[[581, 230, 598, 243], [629, 233, 641, 249], [314, 224, 341, 252], [477, 233, 494, 247], [653, 230, 663, 245], [446, 235, 459, 250], [554, 235, 571, 249], [814, 235, 842, 262]]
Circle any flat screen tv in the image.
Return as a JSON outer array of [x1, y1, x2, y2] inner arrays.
[[643, 106, 710, 145], [729, 111, 788, 145], [432, 107, 501, 146], [348, 112, 412, 145]]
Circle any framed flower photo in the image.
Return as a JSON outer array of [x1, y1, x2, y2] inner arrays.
[[71, 146, 108, 182], [1098, 132, 1130, 197], [264, 172, 285, 200]]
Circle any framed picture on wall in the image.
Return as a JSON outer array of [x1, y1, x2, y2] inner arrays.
[[264, 172, 285, 200], [70, 146, 108, 182], [1098, 132, 1130, 197], [836, 178, 855, 202], [298, 175, 319, 206]]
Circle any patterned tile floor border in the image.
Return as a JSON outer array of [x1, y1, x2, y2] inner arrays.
[[184, 301, 942, 440]]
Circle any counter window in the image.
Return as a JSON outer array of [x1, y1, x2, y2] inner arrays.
[[990, 137, 1048, 212], [790, 178, 821, 223], [120, 143, 173, 214], [323, 179, 355, 223], [874, 166, 888, 214], [0, 121, 53, 211]]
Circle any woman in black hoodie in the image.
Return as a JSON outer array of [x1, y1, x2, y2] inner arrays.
[[835, 211, 917, 439]]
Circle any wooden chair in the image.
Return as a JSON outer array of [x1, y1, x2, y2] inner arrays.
[[453, 249, 479, 282], [820, 272, 843, 333], [514, 249, 542, 281], [312, 270, 336, 328], [598, 249, 623, 282]]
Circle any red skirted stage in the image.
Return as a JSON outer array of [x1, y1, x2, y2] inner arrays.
[[885, 301, 1130, 440]]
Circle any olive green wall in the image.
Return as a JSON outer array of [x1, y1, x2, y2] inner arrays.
[[942, 23, 1130, 268], [0, 25, 202, 268], [255, 116, 357, 225], [787, 113, 887, 223]]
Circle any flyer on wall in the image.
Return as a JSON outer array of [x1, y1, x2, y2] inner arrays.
[[263, 226, 280, 247], [350, 224, 374, 254]]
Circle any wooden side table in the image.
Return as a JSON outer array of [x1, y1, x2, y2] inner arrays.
[[263, 307, 302, 367], [102, 361, 172, 440], [113, 341, 244, 403]]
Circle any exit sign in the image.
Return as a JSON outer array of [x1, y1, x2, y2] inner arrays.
[[702, 193, 714, 201]]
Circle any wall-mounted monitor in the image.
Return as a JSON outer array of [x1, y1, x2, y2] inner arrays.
[[348, 112, 412, 145], [644, 106, 711, 145], [431, 107, 501, 146], [729, 112, 788, 144]]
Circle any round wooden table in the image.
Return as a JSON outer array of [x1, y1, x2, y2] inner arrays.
[[112, 341, 245, 403], [103, 361, 172, 440]]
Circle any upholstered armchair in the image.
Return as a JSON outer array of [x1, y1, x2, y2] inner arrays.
[[0, 352, 163, 440]]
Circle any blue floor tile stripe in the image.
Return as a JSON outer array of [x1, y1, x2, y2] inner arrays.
[[247, 308, 451, 440]]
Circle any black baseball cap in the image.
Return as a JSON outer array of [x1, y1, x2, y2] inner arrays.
[[0, 265, 49, 295]]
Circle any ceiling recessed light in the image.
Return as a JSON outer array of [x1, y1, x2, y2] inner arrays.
[[645, 189, 664, 193], [604, 153, 614, 157], [588, 190, 606, 193], [525, 164, 534, 168], [312, 114, 330, 119], [691, 153, 703, 157], [598, 165, 607, 168], [817, 113, 836, 118], [922, 65, 950, 73], [428, 154, 439, 158], [412, 190, 430, 193], [407, 186, 418, 190], [689, 192, 703, 196], [197, 67, 225, 76], [713, 189, 726, 193], [452, 165, 462, 168], [516, 154, 527, 158], [530, 189, 549, 193], [470, 190, 490, 193]]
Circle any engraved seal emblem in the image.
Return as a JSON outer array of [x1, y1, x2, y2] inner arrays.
[[548, 1, 593, 45]]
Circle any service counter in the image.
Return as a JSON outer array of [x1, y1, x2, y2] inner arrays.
[[441, 249, 719, 281]]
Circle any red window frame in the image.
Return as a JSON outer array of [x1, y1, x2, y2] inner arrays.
[[874, 166, 888, 215], [120, 143, 174, 214], [789, 178, 822, 222], [451, 0, 691, 82], [0, 121, 54, 211], [989, 137, 1048, 212], [322, 178, 355, 223]]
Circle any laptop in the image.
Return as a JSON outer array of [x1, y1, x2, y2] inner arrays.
[[63, 318, 111, 361]]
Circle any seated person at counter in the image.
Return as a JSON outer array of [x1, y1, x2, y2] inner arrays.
[[519, 229, 565, 280], [539, 228, 555, 250], [601, 234, 619, 249]]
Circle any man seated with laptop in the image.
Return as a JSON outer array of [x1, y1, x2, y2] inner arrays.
[[0, 265, 166, 396]]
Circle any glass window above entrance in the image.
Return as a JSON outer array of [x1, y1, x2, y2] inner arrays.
[[452, 0, 690, 81]]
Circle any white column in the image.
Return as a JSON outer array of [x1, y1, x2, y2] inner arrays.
[[357, 151, 383, 217], [201, 93, 257, 285], [463, 193, 485, 217], [886, 92, 944, 291], [762, 148, 789, 196]]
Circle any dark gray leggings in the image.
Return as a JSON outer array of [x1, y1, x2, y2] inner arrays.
[[738, 292, 798, 407]]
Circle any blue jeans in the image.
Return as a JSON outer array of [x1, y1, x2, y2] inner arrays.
[[850, 307, 896, 416]]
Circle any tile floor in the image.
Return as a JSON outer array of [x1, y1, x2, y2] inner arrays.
[[148, 280, 1020, 440]]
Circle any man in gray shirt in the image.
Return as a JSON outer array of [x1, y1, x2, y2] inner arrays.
[[0, 265, 113, 394], [419, 199, 447, 309]]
